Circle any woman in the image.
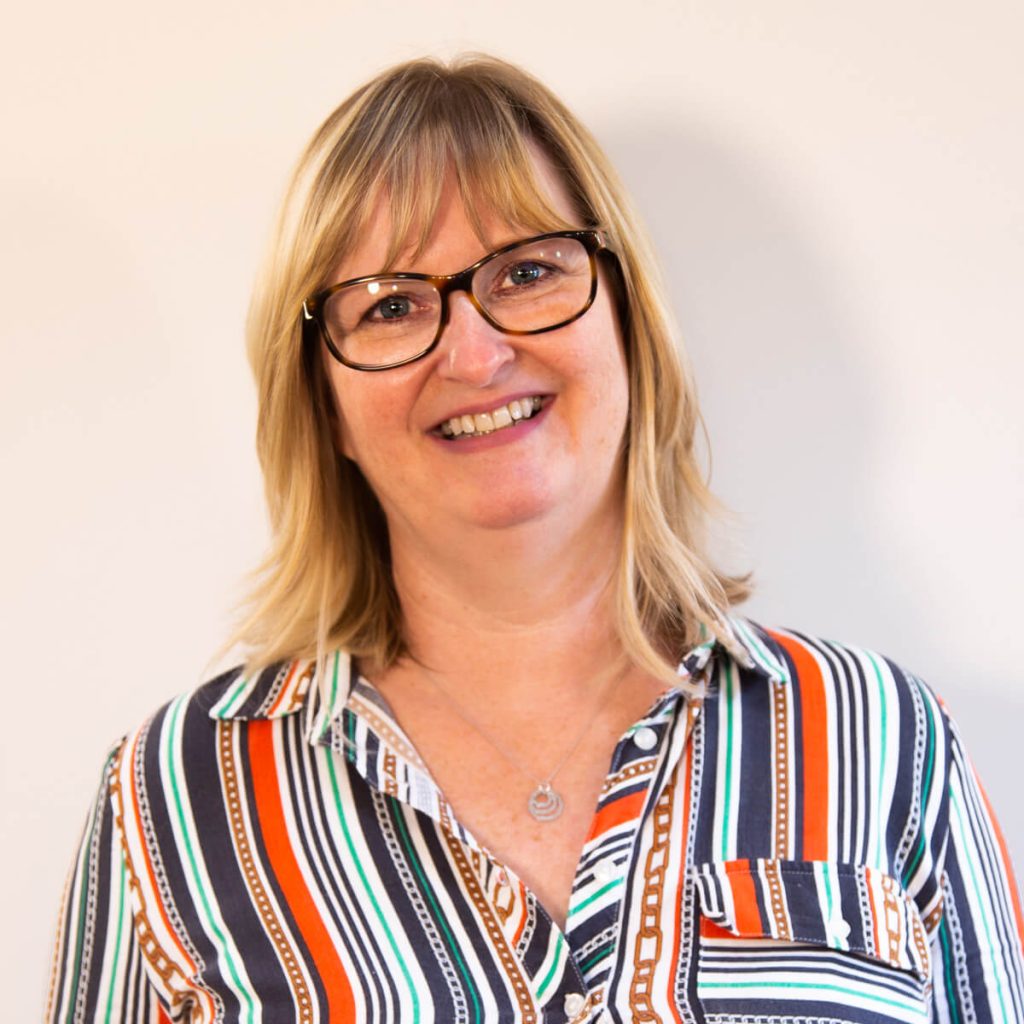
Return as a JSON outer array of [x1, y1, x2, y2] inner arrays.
[[47, 55, 1023, 1024]]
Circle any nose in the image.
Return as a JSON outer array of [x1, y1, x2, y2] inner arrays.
[[435, 291, 515, 387]]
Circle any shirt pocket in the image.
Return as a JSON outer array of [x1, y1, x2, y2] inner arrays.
[[693, 858, 932, 1024]]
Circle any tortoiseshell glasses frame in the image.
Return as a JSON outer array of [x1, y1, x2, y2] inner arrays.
[[302, 229, 614, 372]]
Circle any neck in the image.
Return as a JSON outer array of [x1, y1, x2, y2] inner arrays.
[[383, 502, 627, 704]]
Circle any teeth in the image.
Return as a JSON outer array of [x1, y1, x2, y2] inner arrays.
[[440, 396, 543, 439]]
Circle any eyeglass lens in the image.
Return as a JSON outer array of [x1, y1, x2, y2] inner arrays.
[[321, 236, 593, 368]]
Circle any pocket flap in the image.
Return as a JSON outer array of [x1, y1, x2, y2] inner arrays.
[[694, 858, 931, 981]]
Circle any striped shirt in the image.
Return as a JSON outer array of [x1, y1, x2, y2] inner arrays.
[[47, 619, 1024, 1023]]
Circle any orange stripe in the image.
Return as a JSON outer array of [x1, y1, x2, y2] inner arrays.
[[868, 876, 882, 957], [512, 880, 528, 948], [248, 720, 355, 1019], [267, 662, 300, 716], [727, 860, 764, 935], [699, 917, 739, 940], [127, 732, 198, 975], [586, 789, 646, 842], [157, 1007, 173, 1024], [770, 631, 829, 859], [978, 772, 1024, 953]]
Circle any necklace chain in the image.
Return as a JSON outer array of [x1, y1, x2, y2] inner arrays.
[[420, 658, 628, 822]]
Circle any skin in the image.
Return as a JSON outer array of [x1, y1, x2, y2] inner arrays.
[[321, 149, 667, 930]]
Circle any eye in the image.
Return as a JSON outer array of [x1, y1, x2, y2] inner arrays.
[[506, 261, 545, 286], [504, 261, 547, 287], [373, 295, 413, 320]]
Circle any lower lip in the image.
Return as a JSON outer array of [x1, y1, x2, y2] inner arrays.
[[428, 400, 552, 453]]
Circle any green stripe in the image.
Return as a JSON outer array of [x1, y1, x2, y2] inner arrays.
[[569, 878, 623, 916], [392, 798, 481, 1022], [699, 979, 917, 1013], [320, 652, 342, 740], [581, 945, 613, 973], [865, 652, 888, 867], [345, 688, 357, 764], [733, 619, 787, 682], [326, 755, 420, 1022], [820, 863, 838, 949], [101, 847, 128, 1023], [536, 939, 568, 1000], [939, 924, 963, 1024], [903, 680, 936, 883], [218, 672, 252, 717], [63, 802, 99, 1024], [165, 698, 255, 1015], [720, 660, 738, 861]]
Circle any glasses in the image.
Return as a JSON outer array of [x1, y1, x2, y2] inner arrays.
[[303, 230, 613, 371]]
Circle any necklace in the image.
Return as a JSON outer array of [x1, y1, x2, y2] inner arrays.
[[420, 658, 628, 822]]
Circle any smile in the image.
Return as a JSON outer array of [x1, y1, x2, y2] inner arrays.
[[437, 396, 544, 440]]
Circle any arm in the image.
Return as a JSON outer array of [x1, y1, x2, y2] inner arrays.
[[46, 744, 167, 1024], [930, 717, 1024, 1023]]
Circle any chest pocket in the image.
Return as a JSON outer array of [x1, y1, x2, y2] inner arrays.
[[693, 859, 932, 1024]]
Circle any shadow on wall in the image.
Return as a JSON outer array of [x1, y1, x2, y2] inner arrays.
[[600, 115, 897, 623], [597, 115, 1024, 861]]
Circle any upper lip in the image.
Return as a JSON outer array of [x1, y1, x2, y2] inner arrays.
[[428, 391, 550, 431]]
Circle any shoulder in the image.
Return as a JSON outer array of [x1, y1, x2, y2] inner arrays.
[[109, 658, 326, 787], [720, 616, 949, 734], [709, 618, 956, 822], [698, 618, 955, 890]]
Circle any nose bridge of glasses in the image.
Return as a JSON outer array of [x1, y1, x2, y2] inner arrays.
[[432, 263, 492, 328], [436, 263, 483, 303], [433, 266, 513, 365]]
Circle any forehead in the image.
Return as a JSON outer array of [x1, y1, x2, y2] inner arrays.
[[331, 144, 581, 284]]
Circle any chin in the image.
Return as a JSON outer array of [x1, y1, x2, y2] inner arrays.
[[458, 477, 560, 532], [465, 496, 554, 532]]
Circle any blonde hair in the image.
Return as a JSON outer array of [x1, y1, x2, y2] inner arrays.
[[235, 53, 749, 686]]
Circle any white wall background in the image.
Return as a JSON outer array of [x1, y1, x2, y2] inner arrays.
[[2, 1, 1021, 1014]]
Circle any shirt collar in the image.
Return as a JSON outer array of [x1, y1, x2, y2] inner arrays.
[[205, 614, 789, 742], [718, 615, 790, 684]]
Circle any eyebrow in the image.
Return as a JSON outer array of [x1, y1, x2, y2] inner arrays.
[[338, 229, 562, 284]]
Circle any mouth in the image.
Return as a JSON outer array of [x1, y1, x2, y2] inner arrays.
[[433, 395, 547, 441]]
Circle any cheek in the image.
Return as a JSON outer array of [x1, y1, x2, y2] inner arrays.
[[323, 362, 362, 464], [324, 363, 419, 475], [335, 406, 357, 462], [581, 307, 629, 416]]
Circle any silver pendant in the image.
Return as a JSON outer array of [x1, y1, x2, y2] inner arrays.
[[527, 783, 564, 822]]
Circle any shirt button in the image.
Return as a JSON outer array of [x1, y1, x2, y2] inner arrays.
[[593, 857, 616, 884], [832, 917, 851, 940], [632, 726, 658, 751], [563, 992, 585, 1018]]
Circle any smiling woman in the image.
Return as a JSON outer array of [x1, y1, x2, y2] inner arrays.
[[46, 54, 1024, 1024], [320, 169, 629, 543]]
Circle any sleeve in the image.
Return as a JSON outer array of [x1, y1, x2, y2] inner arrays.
[[929, 715, 1024, 1024], [46, 743, 169, 1024]]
